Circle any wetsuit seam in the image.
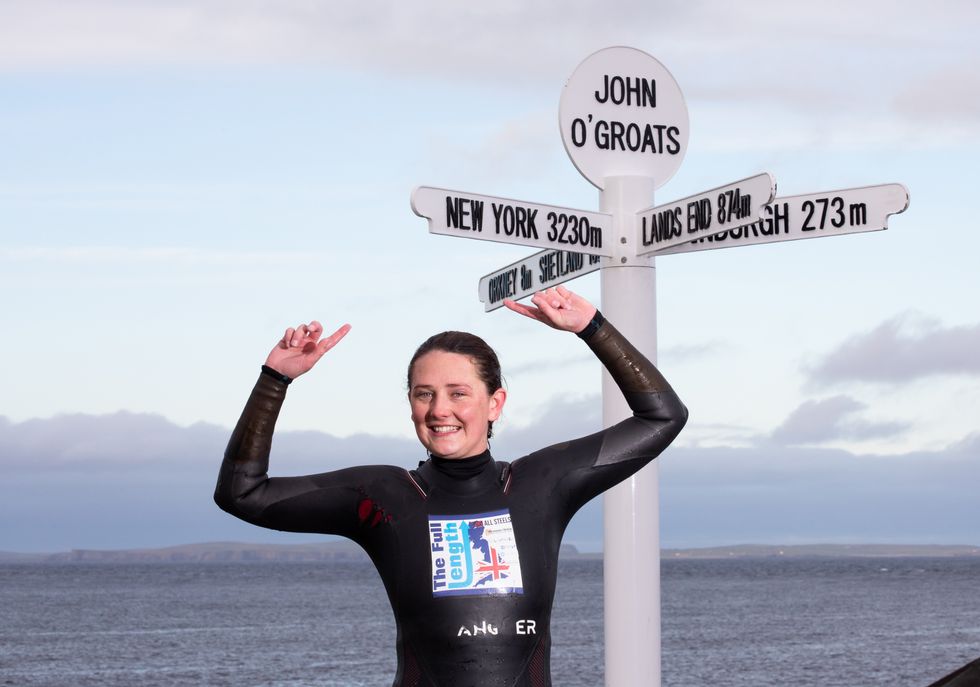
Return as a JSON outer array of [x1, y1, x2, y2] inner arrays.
[[404, 468, 429, 500]]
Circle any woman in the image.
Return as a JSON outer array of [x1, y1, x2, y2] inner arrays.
[[215, 286, 687, 686]]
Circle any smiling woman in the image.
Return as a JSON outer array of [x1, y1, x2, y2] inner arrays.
[[214, 285, 687, 686]]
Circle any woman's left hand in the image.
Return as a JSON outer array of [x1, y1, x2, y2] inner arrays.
[[503, 286, 597, 334]]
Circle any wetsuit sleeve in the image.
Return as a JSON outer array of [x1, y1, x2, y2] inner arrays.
[[214, 372, 369, 537], [513, 317, 687, 516]]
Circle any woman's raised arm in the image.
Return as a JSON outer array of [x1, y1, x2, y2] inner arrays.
[[505, 286, 687, 511], [213, 321, 352, 529]]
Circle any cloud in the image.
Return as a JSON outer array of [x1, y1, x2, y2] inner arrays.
[[0, 0, 975, 167], [893, 61, 980, 123], [769, 395, 908, 446], [659, 433, 980, 548], [806, 313, 980, 385], [4, 407, 980, 553], [0, 1, 674, 75], [504, 352, 595, 377], [495, 394, 601, 457], [660, 341, 725, 364], [0, 411, 416, 474], [0, 245, 325, 266], [2, 0, 976, 134], [445, 112, 560, 183]]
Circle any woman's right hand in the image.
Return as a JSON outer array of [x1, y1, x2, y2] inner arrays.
[[503, 286, 597, 334], [264, 321, 351, 380]]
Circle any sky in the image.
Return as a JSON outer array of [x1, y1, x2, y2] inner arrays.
[[1, 0, 978, 553]]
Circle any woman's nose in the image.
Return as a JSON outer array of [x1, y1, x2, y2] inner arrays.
[[427, 393, 451, 418]]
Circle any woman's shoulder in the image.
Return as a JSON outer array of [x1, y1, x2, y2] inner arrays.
[[508, 430, 605, 474]]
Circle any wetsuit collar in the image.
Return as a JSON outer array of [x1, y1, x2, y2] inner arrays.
[[429, 450, 492, 479], [419, 450, 500, 496]]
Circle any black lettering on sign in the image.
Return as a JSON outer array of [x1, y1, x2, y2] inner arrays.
[[538, 251, 584, 284], [770, 202, 789, 234], [594, 75, 656, 107], [546, 212, 602, 249], [687, 199, 711, 235], [642, 125, 660, 154], [801, 199, 819, 231], [716, 189, 750, 225], [625, 122, 642, 150], [651, 124, 666, 153], [849, 202, 867, 226], [594, 120, 609, 149], [445, 196, 484, 232], [803, 196, 866, 231], [665, 126, 681, 155], [588, 254, 601, 265], [642, 207, 682, 245], [746, 203, 785, 237], [487, 268, 518, 304], [492, 203, 539, 240], [520, 265, 532, 290], [691, 201, 791, 246], [563, 251, 584, 274], [592, 120, 678, 156], [831, 197, 846, 228], [610, 120, 625, 150], [538, 252, 557, 283], [571, 118, 587, 147]]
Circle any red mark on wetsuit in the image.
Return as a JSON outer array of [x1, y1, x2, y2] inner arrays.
[[357, 495, 391, 528]]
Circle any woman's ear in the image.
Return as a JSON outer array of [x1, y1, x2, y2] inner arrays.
[[488, 388, 507, 421]]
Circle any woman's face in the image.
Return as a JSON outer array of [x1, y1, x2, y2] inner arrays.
[[409, 350, 506, 459]]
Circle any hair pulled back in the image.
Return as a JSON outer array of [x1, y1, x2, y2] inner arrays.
[[407, 331, 503, 439]]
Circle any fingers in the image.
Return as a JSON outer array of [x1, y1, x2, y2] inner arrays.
[[510, 287, 596, 333], [316, 323, 352, 356], [530, 289, 565, 319], [279, 321, 338, 349], [556, 285, 578, 305], [503, 299, 545, 323]]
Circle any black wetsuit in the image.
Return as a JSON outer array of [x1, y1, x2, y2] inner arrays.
[[214, 318, 687, 687]]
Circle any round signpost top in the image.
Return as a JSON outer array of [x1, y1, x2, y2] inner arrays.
[[559, 47, 689, 190]]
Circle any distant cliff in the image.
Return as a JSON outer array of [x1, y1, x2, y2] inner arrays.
[[0, 541, 371, 564], [661, 543, 980, 559]]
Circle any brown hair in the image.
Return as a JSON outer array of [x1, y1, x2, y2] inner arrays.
[[407, 331, 503, 439]]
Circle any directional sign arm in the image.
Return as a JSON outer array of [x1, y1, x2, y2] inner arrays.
[[478, 249, 602, 312], [635, 172, 776, 255], [411, 186, 615, 257], [655, 183, 909, 256]]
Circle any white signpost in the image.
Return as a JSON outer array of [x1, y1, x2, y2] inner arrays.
[[412, 46, 908, 687]]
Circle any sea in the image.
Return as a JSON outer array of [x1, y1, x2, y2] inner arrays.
[[1, 557, 978, 686]]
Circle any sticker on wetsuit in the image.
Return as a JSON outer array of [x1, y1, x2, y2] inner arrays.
[[428, 509, 524, 598]]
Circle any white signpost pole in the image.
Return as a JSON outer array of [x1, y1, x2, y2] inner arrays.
[[559, 47, 688, 687], [599, 175, 660, 686]]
